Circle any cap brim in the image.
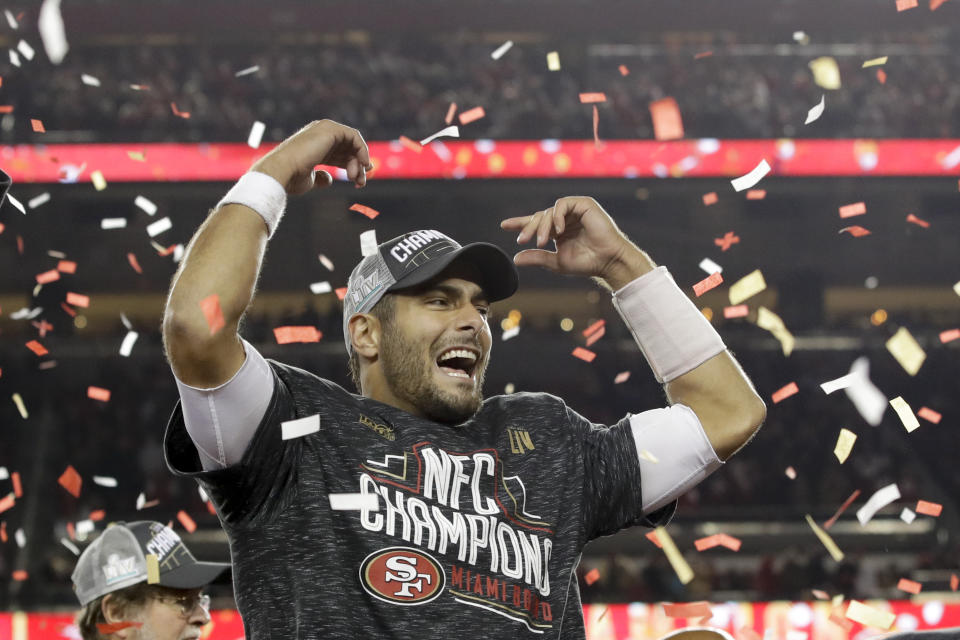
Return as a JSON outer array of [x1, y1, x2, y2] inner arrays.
[[159, 560, 230, 589], [389, 242, 518, 302]]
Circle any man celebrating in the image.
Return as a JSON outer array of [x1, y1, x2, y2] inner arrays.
[[71, 520, 228, 640], [162, 119, 765, 638]]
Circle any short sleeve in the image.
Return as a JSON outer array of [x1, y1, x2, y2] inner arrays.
[[566, 403, 676, 542]]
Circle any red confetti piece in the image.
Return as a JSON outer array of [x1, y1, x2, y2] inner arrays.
[[458, 106, 486, 125], [702, 192, 718, 206], [444, 102, 457, 125], [177, 510, 197, 533], [398, 136, 422, 153], [87, 386, 111, 402], [200, 294, 226, 336], [714, 231, 740, 251], [25, 340, 48, 356], [897, 578, 922, 594], [31, 119, 45, 133], [349, 203, 380, 220], [0, 494, 14, 514], [571, 347, 596, 362], [17, 235, 23, 254], [613, 371, 630, 384], [824, 489, 862, 529], [57, 260, 77, 273], [97, 622, 143, 634], [11, 472, 22, 498], [157, 244, 177, 257], [916, 500, 942, 516], [584, 568, 600, 585], [618, 64, 630, 76], [951, 574, 958, 591], [335, 287, 348, 301], [649, 97, 684, 141], [582, 320, 605, 338], [66, 521, 75, 541], [812, 589, 831, 600], [896, 0, 918, 9], [585, 326, 605, 347], [206, 499, 217, 515], [931, 0, 950, 9], [663, 601, 712, 619], [724, 305, 748, 319], [127, 253, 143, 274], [274, 326, 323, 344], [170, 102, 191, 119], [840, 225, 871, 237], [695, 534, 720, 551], [592, 105, 600, 149], [66, 292, 90, 308], [877, 69, 887, 84], [89, 510, 105, 521], [36, 269, 60, 284], [578, 92, 607, 104], [771, 382, 799, 403], [717, 533, 742, 551], [917, 407, 941, 423], [746, 189, 767, 200], [0, 105, 13, 114], [693, 272, 723, 297], [939, 328, 960, 343], [906, 213, 930, 228], [58, 465, 82, 498], [12, 570, 28, 581], [645, 530, 662, 548], [839, 202, 867, 218], [694, 51, 714, 59], [60, 301, 77, 317], [0, 521, 6, 541]]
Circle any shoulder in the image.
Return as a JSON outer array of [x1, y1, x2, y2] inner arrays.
[[479, 391, 569, 420], [266, 359, 358, 407]]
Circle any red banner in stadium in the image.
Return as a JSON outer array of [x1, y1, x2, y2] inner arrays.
[[1, 601, 957, 639], [3, 139, 960, 183]]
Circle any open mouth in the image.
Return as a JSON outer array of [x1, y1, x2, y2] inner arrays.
[[436, 347, 480, 381]]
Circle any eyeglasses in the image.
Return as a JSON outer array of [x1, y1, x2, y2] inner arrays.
[[153, 592, 211, 618]]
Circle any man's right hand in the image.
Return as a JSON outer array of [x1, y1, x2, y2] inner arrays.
[[251, 119, 374, 195]]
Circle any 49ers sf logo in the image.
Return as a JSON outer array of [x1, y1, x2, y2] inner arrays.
[[359, 547, 445, 606]]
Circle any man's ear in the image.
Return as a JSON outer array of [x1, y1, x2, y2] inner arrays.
[[348, 313, 381, 360], [101, 593, 141, 638]]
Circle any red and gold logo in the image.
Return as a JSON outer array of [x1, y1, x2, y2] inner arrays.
[[359, 547, 445, 606]]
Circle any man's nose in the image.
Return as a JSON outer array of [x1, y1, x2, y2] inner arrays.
[[456, 305, 485, 333]]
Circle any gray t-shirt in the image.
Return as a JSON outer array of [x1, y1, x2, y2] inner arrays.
[[164, 360, 674, 639]]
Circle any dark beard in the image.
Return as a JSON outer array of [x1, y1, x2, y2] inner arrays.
[[378, 322, 486, 424]]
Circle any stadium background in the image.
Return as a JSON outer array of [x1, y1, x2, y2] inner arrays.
[[0, 0, 959, 637]]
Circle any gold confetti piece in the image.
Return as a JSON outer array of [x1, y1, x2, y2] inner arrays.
[[885, 327, 926, 376], [654, 526, 694, 584], [546, 51, 561, 71], [809, 56, 841, 90], [12, 393, 27, 418], [862, 56, 888, 68], [845, 600, 894, 630], [729, 269, 766, 305], [834, 428, 857, 463], [145, 553, 160, 584], [90, 170, 107, 191], [953, 280, 960, 297], [889, 396, 920, 432], [757, 307, 795, 356], [806, 514, 844, 561]]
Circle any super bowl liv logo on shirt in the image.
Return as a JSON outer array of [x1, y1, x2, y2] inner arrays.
[[355, 442, 555, 633]]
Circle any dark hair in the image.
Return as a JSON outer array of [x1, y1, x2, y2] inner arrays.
[[347, 294, 395, 393], [76, 582, 152, 640]]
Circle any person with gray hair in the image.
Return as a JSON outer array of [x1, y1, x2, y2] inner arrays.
[[72, 521, 228, 640]]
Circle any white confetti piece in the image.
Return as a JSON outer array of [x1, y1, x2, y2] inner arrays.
[[309, 281, 332, 295], [9, 50, 20, 67], [134, 195, 157, 216], [146, 217, 172, 237], [359, 230, 378, 257], [10, 307, 43, 320], [730, 159, 771, 192], [247, 121, 266, 149], [172, 244, 184, 263], [943, 146, 960, 170], [198, 486, 208, 502], [699, 258, 722, 275], [15, 528, 26, 548], [614, 371, 631, 384], [0, 467, 8, 480], [329, 492, 380, 511], [804, 95, 825, 125], [420, 125, 459, 146], [136, 492, 146, 510], [80, 74, 100, 87], [900, 508, 916, 524], [318, 254, 334, 271], [491, 40, 513, 60], [17, 39, 35, 61], [76, 519, 94, 538], [93, 475, 118, 487], [100, 217, 127, 229], [889, 396, 920, 432], [120, 313, 132, 330], [843, 357, 887, 426], [281, 414, 320, 440], [119, 331, 138, 357], [820, 372, 859, 394], [857, 483, 900, 526], [28, 193, 50, 209], [38, 0, 68, 65], [47, 250, 66, 259], [502, 326, 520, 341], [6, 193, 25, 214], [234, 65, 259, 77], [546, 51, 561, 71], [4, 9, 17, 29], [61, 537, 80, 555]]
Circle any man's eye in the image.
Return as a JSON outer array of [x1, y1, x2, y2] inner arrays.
[[427, 299, 447, 306], [476, 307, 490, 316]]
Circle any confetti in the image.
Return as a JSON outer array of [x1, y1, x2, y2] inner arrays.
[[127, 253, 142, 274], [638, 450, 658, 463], [862, 57, 888, 68], [915, 500, 942, 517], [443, 102, 457, 125], [618, 64, 629, 76], [101, 217, 127, 229], [335, 287, 348, 300], [11, 472, 21, 498], [134, 195, 157, 216], [896, 0, 918, 10], [177, 510, 197, 533], [646, 531, 662, 548], [833, 428, 857, 463], [952, 574, 958, 591], [730, 159, 770, 192], [360, 229, 378, 257], [693, 272, 723, 297], [97, 622, 143, 634], [36, 269, 60, 284], [4, 9, 17, 28], [12, 393, 28, 418], [349, 203, 380, 219], [146, 217, 172, 237], [247, 120, 266, 149], [38, 0, 68, 64], [420, 125, 459, 146], [501, 326, 520, 341], [786, 467, 797, 480], [655, 526, 694, 584], [901, 213, 929, 230], [12, 570, 28, 581], [812, 590, 831, 600], [127, 150, 146, 162], [146, 554, 160, 584], [57, 260, 76, 273], [592, 105, 600, 149], [0, 494, 14, 514], [695, 535, 721, 551], [846, 601, 895, 630], [61, 537, 80, 555], [877, 69, 887, 84], [490, 40, 513, 60], [729, 270, 766, 305], [309, 281, 332, 295], [274, 326, 322, 344], [694, 51, 713, 59], [87, 386, 111, 402], [584, 568, 601, 585], [702, 192, 718, 206], [91, 170, 107, 191], [80, 73, 101, 86], [318, 254, 335, 271], [804, 95, 826, 125], [458, 106, 486, 125], [613, 371, 630, 384], [699, 258, 723, 275], [886, 327, 926, 375], [170, 102, 190, 119], [546, 51, 561, 71], [26, 340, 49, 356], [17, 40, 35, 61], [724, 305, 748, 319], [809, 57, 841, 89], [824, 489, 861, 529], [839, 202, 867, 218], [571, 347, 596, 362], [771, 382, 799, 403], [199, 294, 226, 335], [6, 193, 25, 213], [901, 508, 916, 523], [15, 528, 25, 548], [579, 92, 607, 104], [93, 476, 117, 487], [663, 602, 712, 619], [281, 413, 321, 440], [820, 372, 860, 394], [839, 225, 871, 237], [329, 493, 379, 511], [715, 231, 740, 251], [119, 331, 138, 357], [917, 407, 941, 423], [649, 97, 684, 141], [843, 357, 887, 426], [28, 193, 50, 208], [582, 320, 605, 338], [857, 483, 900, 525], [58, 465, 82, 498], [806, 514, 844, 561], [746, 189, 766, 200], [897, 578, 922, 595], [585, 328, 605, 347], [889, 396, 920, 432], [66, 292, 89, 308]]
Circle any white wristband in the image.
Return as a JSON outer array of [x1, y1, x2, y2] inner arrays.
[[216, 171, 287, 238], [612, 266, 726, 383]]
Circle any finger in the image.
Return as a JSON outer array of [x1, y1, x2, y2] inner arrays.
[[513, 249, 560, 272], [552, 201, 567, 236], [311, 170, 333, 191], [518, 211, 545, 244], [536, 207, 556, 247], [349, 127, 374, 170], [356, 165, 367, 188], [346, 157, 359, 183], [500, 215, 534, 229]]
